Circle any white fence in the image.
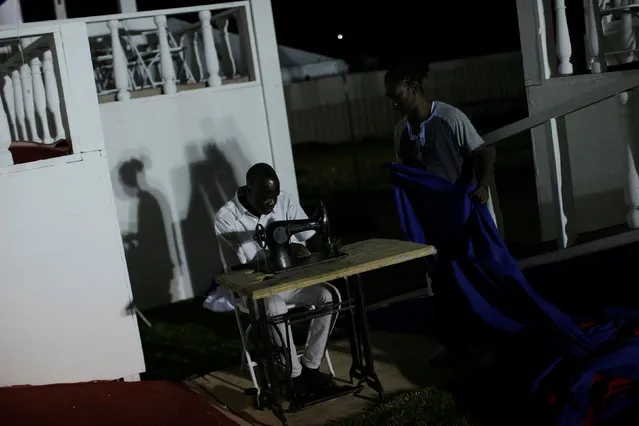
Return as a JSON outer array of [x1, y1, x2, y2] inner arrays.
[[0, 35, 69, 166], [284, 51, 526, 144], [86, 2, 255, 102]]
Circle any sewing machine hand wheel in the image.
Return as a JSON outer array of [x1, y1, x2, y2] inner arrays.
[[254, 223, 267, 249]]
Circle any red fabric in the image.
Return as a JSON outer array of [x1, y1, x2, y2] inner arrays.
[[0, 380, 237, 426], [548, 325, 639, 425], [9, 139, 73, 164]]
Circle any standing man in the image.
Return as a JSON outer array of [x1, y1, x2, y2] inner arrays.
[[384, 60, 497, 365], [215, 163, 334, 394], [384, 60, 496, 202]]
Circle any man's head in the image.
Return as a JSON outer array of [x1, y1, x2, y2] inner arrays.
[[245, 163, 280, 215], [384, 60, 429, 117]]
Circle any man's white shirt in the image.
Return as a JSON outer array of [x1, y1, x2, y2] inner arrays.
[[204, 190, 314, 312], [215, 190, 314, 267]]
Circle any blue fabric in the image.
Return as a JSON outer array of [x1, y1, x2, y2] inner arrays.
[[390, 163, 639, 425]]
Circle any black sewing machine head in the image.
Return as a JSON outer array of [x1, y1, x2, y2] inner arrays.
[[254, 201, 342, 272]]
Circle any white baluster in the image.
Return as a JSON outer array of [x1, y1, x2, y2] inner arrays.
[[199, 10, 222, 87], [20, 64, 39, 142], [12, 70, 26, 141], [619, 91, 639, 227], [584, 0, 603, 73], [216, 17, 237, 78], [554, 0, 573, 75], [192, 32, 205, 83], [42, 51, 66, 141], [617, 0, 637, 63], [30, 57, 52, 143], [154, 15, 177, 94], [0, 81, 12, 166], [3, 76, 17, 140], [107, 20, 131, 101]]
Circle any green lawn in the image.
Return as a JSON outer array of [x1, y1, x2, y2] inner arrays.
[[329, 389, 479, 426]]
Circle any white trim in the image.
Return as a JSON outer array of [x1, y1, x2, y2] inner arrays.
[[0, 153, 82, 175], [483, 72, 639, 145], [0, 1, 249, 31], [100, 81, 262, 106]]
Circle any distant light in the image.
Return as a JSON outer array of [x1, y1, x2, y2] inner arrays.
[[337, 34, 343, 40]]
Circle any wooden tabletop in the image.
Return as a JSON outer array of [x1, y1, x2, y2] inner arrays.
[[215, 238, 436, 300]]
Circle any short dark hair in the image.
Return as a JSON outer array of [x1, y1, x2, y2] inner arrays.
[[246, 162, 278, 186], [384, 58, 430, 90]]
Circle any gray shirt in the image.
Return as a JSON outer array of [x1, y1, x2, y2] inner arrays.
[[393, 101, 485, 184]]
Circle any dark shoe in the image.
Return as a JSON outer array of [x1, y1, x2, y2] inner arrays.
[[302, 366, 333, 391], [291, 375, 309, 396]]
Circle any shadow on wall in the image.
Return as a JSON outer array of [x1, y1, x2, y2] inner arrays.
[[118, 158, 176, 310], [178, 141, 249, 298]]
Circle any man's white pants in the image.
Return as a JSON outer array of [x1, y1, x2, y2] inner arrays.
[[251, 285, 333, 378]]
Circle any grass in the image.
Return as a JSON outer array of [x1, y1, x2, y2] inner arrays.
[[138, 298, 242, 381], [328, 389, 480, 426]]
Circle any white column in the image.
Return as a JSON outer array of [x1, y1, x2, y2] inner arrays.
[[3, 75, 17, 140], [554, 0, 573, 75], [30, 57, 52, 143], [20, 63, 39, 142], [249, 0, 298, 198], [11, 71, 25, 141], [199, 10, 222, 87], [53, 0, 68, 20], [619, 91, 639, 227], [154, 15, 177, 94], [107, 20, 131, 101], [42, 51, 65, 141], [117, 0, 137, 13]]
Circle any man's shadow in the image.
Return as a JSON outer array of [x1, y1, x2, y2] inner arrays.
[[119, 158, 175, 310], [179, 142, 249, 297]]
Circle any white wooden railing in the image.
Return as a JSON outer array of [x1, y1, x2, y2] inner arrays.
[[484, 72, 639, 250], [544, 0, 639, 75], [0, 36, 68, 167], [82, 3, 255, 100]]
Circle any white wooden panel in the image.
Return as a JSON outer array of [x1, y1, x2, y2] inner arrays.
[[57, 23, 106, 153], [100, 84, 272, 308], [249, 0, 299, 200], [0, 156, 145, 386]]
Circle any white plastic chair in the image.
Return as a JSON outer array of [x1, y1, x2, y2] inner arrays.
[[231, 283, 342, 394]]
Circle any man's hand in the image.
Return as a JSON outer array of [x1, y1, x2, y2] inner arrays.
[[470, 185, 490, 204], [291, 243, 311, 259]]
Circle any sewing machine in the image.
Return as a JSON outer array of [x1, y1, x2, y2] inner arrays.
[[254, 202, 345, 272]]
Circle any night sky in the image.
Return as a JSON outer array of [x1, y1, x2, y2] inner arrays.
[[22, 0, 523, 69]]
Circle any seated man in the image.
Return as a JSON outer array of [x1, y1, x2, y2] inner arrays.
[[215, 162, 334, 394]]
